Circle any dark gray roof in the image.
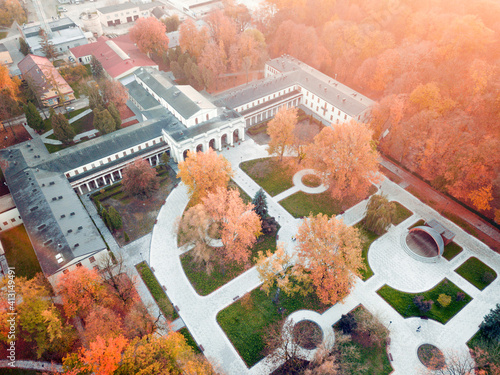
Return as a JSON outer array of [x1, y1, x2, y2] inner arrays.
[[216, 56, 374, 117], [39, 117, 170, 174], [0, 43, 8, 53], [125, 80, 161, 110], [0, 149, 106, 277], [135, 68, 201, 119], [152, 6, 166, 18]]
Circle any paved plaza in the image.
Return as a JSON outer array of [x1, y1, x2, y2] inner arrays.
[[147, 138, 500, 375]]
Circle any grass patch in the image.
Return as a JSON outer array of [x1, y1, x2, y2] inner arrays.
[[0, 225, 42, 279], [280, 185, 377, 218], [0, 31, 7, 39], [217, 286, 327, 367], [455, 257, 497, 290], [355, 221, 381, 280], [443, 242, 463, 261], [302, 174, 321, 187], [179, 327, 201, 354], [136, 261, 178, 320], [377, 279, 472, 324], [391, 201, 412, 225], [280, 191, 341, 217], [181, 228, 279, 296], [409, 219, 426, 229], [240, 157, 294, 196], [466, 329, 483, 350]]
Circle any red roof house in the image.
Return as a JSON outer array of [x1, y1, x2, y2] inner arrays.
[[70, 34, 158, 80], [18, 54, 75, 107]]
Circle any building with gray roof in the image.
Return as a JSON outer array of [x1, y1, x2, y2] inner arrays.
[[215, 55, 375, 128], [18, 17, 88, 57]]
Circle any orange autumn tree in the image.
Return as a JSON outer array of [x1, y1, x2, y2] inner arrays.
[[117, 333, 218, 374], [129, 17, 169, 58], [179, 187, 261, 270], [179, 18, 210, 60], [57, 267, 106, 319], [295, 214, 364, 305], [306, 120, 380, 201], [177, 148, 234, 205], [267, 107, 298, 161], [65, 335, 129, 375], [203, 187, 262, 264]]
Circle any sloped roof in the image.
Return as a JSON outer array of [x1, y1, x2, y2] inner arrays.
[[0, 149, 105, 277], [18, 54, 73, 98], [70, 34, 156, 79]]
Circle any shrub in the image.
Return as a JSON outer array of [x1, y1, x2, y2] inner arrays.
[[437, 294, 451, 308], [456, 292, 465, 301], [338, 313, 357, 334], [482, 272, 495, 285], [480, 303, 500, 343], [261, 216, 278, 235], [414, 295, 434, 312], [124, 232, 130, 242]]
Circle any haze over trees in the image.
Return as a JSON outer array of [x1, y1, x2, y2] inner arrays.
[[305, 120, 380, 201], [257, 0, 500, 218], [129, 17, 170, 58]]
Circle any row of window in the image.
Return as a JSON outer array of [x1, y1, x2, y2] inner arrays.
[[66, 139, 160, 178], [62, 256, 97, 275], [239, 87, 295, 112], [1, 216, 21, 228]]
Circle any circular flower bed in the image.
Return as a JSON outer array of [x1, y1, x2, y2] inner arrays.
[[293, 320, 323, 350], [418, 344, 445, 370], [302, 174, 322, 188]]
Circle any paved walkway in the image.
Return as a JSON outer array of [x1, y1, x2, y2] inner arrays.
[[0, 360, 63, 372], [148, 138, 500, 375]]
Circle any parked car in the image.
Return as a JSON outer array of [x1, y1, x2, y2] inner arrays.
[[57, 6, 68, 12], [66, 106, 75, 112]]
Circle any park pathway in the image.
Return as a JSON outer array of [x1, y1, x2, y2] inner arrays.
[[149, 139, 500, 375]]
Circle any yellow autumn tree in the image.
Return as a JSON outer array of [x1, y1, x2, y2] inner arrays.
[[177, 148, 234, 205]]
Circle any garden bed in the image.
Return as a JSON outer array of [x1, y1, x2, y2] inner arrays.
[[179, 327, 201, 354], [280, 186, 377, 218], [391, 202, 413, 225], [217, 286, 328, 367], [136, 261, 178, 320], [455, 257, 497, 290], [377, 279, 472, 324], [181, 227, 280, 296]]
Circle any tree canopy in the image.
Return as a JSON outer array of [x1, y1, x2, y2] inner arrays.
[[129, 17, 170, 57], [121, 158, 159, 198]]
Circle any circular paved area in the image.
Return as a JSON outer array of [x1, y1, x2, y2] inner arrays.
[[292, 169, 328, 194]]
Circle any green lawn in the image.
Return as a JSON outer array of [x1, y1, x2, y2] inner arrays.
[[280, 191, 342, 218], [443, 242, 463, 261], [409, 219, 425, 229], [391, 202, 413, 225], [240, 158, 294, 196], [377, 279, 472, 324], [136, 261, 179, 320], [246, 121, 269, 136], [0, 32, 7, 39], [217, 286, 327, 367], [355, 221, 381, 280], [455, 257, 497, 290], [0, 225, 42, 279], [179, 327, 201, 354], [181, 228, 279, 296]]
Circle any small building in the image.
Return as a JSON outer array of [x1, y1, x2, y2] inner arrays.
[[70, 34, 158, 80], [18, 54, 75, 107], [0, 44, 13, 66], [96, 1, 167, 27], [18, 17, 88, 56]]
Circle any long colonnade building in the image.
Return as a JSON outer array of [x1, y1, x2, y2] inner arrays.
[[0, 56, 374, 284]]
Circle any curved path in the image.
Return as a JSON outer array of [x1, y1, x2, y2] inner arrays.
[[149, 140, 500, 375]]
